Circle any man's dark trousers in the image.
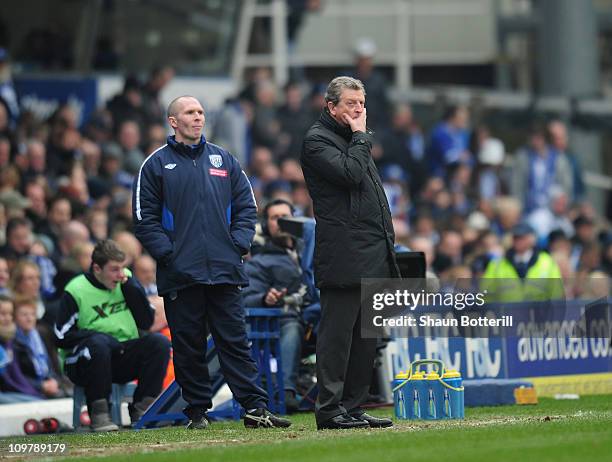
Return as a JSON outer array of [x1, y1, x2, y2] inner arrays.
[[315, 287, 377, 425], [163, 284, 268, 418], [65, 332, 171, 407]]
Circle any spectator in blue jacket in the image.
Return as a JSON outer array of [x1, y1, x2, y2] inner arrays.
[[547, 120, 585, 202], [132, 95, 291, 429], [428, 106, 471, 178], [13, 297, 67, 398], [0, 295, 43, 403], [243, 199, 317, 412], [510, 125, 572, 214]]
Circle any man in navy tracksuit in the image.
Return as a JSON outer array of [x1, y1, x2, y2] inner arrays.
[[132, 95, 290, 429]]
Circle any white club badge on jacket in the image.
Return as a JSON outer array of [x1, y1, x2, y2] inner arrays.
[[209, 155, 223, 168]]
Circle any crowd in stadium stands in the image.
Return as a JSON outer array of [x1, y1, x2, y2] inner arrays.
[[0, 46, 610, 405]]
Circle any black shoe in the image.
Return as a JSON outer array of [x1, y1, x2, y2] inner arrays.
[[186, 413, 211, 430], [129, 396, 156, 425], [284, 390, 300, 413], [244, 408, 292, 428], [350, 412, 393, 428], [317, 413, 370, 430]]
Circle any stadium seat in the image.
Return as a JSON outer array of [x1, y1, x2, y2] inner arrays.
[[244, 308, 286, 415]]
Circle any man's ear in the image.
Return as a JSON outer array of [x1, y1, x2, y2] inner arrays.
[[92, 263, 102, 274], [327, 101, 336, 116], [168, 116, 177, 128]]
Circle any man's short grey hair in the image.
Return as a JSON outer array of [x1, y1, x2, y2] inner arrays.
[[324, 76, 366, 105]]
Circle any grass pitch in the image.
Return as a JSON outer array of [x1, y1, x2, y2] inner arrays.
[[1, 395, 610, 462]]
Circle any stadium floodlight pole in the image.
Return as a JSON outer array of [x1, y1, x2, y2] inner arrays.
[[395, 0, 412, 91], [231, 0, 257, 86], [271, 0, 289, 86], [537, 0, 598, 98], [537, 0, 604, 211]]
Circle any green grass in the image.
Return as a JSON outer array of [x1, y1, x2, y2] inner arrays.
[[1, 395, 611, 461]]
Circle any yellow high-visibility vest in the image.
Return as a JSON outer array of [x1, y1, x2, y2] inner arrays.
[[481, 251, 564, 302]]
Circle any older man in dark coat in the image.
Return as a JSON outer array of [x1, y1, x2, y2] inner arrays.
[[301, 76, 399, 430]]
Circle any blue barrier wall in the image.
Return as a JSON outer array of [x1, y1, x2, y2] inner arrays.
[[385, 299, 611, 380], [15, 76, 97, 127]]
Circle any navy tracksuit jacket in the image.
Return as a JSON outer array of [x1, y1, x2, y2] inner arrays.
[[133, 135, 257, 295], [132, 135, 267, 413]]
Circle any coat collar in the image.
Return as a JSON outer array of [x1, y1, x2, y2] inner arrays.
[[167, 135, 207, 158], [319, 108, 353, 141]]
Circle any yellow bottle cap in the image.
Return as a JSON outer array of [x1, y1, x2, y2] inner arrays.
[[395, 372, 409, 379], [442, 369, 461, 378], [425, 372, 440, 380], [411, 371, 425, 380]]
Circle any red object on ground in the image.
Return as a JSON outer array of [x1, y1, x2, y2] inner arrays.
[[23, 418, 40, 434], [23, 417, 60, 434], [80, 410, 91, 426]]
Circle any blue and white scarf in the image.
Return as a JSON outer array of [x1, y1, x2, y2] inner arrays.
[[15, 328, 49, 381]]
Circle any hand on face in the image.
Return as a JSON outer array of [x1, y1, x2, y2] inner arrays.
[[329, 89, 367, 132], [342, 107, 367, 133], [95, 261, 127, 290]]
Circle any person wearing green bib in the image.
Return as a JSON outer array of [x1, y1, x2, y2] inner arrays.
[[54, 240, 170, 432]]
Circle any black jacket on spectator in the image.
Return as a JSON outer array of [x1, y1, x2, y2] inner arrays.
[[378, 127, 427, 197], [277, 104, 312, 160], [301, 109, 399, 288], [106, 93, 147, 133], [242, 240, 308, 308]]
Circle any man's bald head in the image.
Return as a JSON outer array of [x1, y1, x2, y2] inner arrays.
[[167, 96, 200, 118], [58, 220, 90, 256], [62, 220, 90, 244]]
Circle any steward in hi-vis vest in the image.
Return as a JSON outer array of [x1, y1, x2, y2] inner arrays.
[[481, 223, 564, 303]]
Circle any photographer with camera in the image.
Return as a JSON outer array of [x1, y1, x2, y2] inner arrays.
[[243, 199, 313, 413]]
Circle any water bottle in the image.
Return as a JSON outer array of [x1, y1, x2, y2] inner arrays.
[[424, 371, 440, 420], [441, 369, 464, 419], [411, 370, 428, 420], [392, 371, 409, 419]]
